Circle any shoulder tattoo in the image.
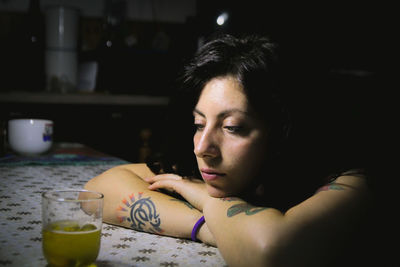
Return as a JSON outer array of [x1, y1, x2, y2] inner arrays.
[[315, 182, 345, 194]]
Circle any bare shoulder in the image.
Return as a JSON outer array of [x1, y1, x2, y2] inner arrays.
[[285, 169, 370, 219], [273, 169, 371, 266], [316, 169, 369, 194], [335, 169, 369, 189]]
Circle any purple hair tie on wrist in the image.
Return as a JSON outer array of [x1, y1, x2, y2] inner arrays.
[[191, 216, 205, 241]]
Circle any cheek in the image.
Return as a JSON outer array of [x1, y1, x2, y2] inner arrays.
[[227, 141, 258, 165], [193, 133, 200, 151], [226, 139, 267, 171]]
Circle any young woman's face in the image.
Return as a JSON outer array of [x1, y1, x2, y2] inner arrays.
[[193, 76, 269, 198]]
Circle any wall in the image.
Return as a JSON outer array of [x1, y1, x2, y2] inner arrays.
[[0, 0, 195, 22]]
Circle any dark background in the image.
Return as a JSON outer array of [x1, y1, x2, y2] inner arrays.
[[200, 2, 396, 186], [0, 1, 394, 164]]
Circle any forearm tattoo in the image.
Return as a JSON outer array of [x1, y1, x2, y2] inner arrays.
[[227, 203, 269, 217], [221, 197, 241, 202], [220, 197, 268, 217], [116, 192, 163, 234]]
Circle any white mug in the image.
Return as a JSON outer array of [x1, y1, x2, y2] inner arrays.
[[8, 119, 54, 155]]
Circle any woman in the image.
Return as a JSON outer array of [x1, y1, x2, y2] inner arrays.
[[85, 34, 370, 267]]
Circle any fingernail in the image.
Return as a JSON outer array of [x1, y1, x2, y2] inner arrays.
[[148, 185, 157, 191]]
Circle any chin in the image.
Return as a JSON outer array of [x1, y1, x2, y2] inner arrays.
[[206, 184, 232, 198]]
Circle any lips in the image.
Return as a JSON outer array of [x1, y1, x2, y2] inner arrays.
[[200, 168, 226, 181]]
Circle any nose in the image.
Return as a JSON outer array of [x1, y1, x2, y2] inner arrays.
[[193, 127, 219, 158]]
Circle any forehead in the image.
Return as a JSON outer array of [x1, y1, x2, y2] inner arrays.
[[196, 76, 248, 111]]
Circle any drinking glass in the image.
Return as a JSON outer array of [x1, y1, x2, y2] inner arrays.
[[42, 190, 103, 267]]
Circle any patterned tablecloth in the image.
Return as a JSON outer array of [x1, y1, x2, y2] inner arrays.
[[0, 143, 226, 267]]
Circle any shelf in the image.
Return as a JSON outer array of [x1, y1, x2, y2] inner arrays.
[[0, 92, 169, 106]]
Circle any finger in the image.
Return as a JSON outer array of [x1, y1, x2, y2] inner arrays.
[[148, 179, 183, 194], [145, 173, 183, 183]]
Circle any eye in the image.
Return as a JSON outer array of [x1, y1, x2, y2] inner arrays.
[[224, 126, 244, 133], [194, 123, 205, 131]]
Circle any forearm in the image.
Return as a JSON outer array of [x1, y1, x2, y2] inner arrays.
[[203, 197, 283, 267], [202, 175, 369, 267], [85, 166, 205, 240]]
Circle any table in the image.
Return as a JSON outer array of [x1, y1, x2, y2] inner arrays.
[[0, 143, 226, 267]]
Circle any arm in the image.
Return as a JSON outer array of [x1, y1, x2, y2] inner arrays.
[[148, 172, 370, 266], [84, 164, 215, 245], [202, 174, 369, 267]]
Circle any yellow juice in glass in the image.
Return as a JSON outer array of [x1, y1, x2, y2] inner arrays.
[[42, 220, 101, 267]]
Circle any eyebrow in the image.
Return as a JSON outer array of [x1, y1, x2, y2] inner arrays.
[[193, 108, 250, 119]]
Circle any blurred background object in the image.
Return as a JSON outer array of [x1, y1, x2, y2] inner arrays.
[[45, 5, 79, 93]]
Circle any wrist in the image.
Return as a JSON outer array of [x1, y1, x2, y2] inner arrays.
[[191, 215, 205, 241], [197, 198, 219, 246], [197, 220, 216, 246]]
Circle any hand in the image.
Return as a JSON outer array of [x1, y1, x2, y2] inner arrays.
[[145, 174, 210, 211]]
